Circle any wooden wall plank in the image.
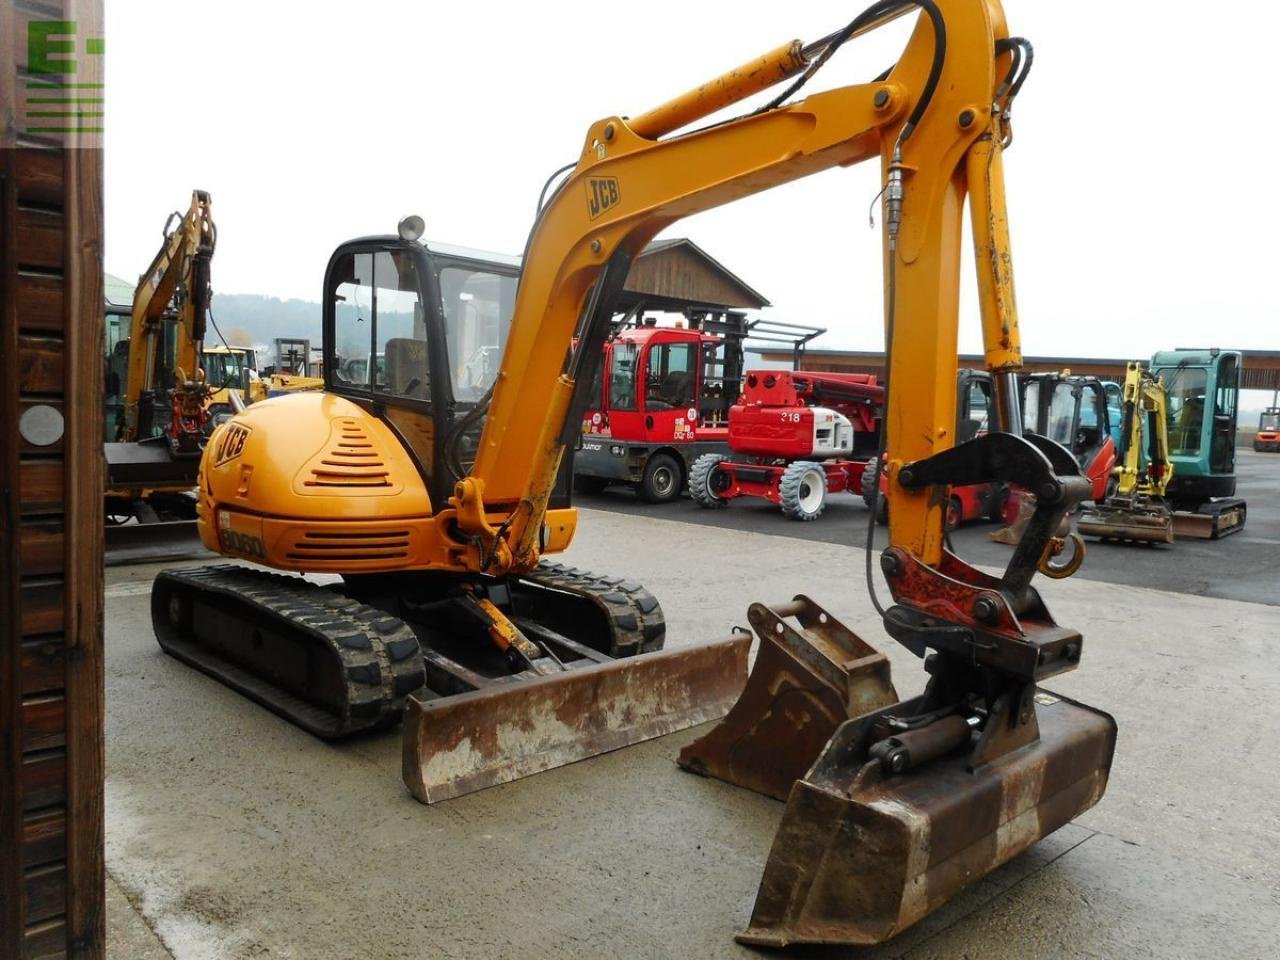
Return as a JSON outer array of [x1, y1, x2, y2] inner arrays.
[[22, 809, 67, 867], [19, 337, 66, 394], [20, 581, 65, 636], [63, 28, 108, 949], [22, 697, 67, 752], [14, 208, 64, 271], [2, 135, 28, 957], [20, 640, 65, 695], [21, 752, 67, 813], [25, 917, 70, 960], [17, 273, 66, 333], [14, 151, 64, 208], [24, 863, 67, 924], [19, 524, 65, 577], [19, 460, 64, 514]]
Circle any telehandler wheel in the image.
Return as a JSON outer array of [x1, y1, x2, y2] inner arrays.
[[689, 453, 730, 509], [637, 452, 682, 503], [780, 461, 827, 521], [860, 456, 888, 525]]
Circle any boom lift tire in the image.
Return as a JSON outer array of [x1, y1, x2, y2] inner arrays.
[[638, 451, 682, 503], [860, 456, 888, 525], [689, 453, 730, 509], [780, 461, 827, 521]]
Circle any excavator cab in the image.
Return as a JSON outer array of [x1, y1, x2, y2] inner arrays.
[[321, 238, 531, 508]]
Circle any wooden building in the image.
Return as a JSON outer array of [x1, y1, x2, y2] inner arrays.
[[2, 2, 106, 957]]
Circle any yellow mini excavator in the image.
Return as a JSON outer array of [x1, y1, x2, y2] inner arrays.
[[1078, 361, 1176, 543], [154, 1, 1116, 946]]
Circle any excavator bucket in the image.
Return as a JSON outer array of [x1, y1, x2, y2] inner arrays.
[[677, 596, 898, 800], [737, 691, 1117, 947], [1078, 499, 1174, 544], [403, 633, 750, 803]]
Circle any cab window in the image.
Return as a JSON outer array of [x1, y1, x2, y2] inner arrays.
[[440, 266, 517, 402], [1022, 380, 1040, 433], [329, 250, 429, 403], [645, 342, 695, 411], [1166, 368, 1207, 455], [962, 379, 990, 441], [610, 342, 638, 411], [1047, 383, 1076, 446]]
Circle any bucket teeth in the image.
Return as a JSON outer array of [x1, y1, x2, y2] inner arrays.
[[677, 596, 898, 801]]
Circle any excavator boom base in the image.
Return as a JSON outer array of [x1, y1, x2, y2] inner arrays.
[[738, 691, 1116, 948]]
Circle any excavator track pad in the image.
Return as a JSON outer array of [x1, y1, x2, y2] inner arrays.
[[153, 565, 426, 738]]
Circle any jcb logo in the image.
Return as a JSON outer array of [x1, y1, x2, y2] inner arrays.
[[586, 177, 620, 220], [214, 423, 251, 466], [219, 529, 266, 559]]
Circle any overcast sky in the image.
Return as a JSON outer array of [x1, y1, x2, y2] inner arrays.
[[104, 2, 1279, 383]]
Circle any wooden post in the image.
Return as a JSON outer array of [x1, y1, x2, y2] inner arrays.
[[1, 1, 106, 957]]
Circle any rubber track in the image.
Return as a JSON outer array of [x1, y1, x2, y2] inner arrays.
[[155, 561, 665, 739], [520, 561, 666, 655], [153, 564, 426, 739]]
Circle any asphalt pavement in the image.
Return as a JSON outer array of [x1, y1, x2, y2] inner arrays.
[[573, 447, 1280, 606]]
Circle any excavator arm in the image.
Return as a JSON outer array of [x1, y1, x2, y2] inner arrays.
[[1115, 361, 1174, 499], [120, 189, 216, 451], [457, 0, 1024, 574]]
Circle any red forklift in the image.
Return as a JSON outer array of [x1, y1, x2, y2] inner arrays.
[[575, 312, 823, 501]]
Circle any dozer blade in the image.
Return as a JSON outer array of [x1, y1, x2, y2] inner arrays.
[[1172, 498, 1247, 539], [403, 633, 750, 803], [737, 691, 1117, 948], [1077, 500, 1174, 544], [677, 596, 898, 800]]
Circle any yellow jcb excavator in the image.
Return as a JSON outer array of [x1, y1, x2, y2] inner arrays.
[[1078, 361, 1175, 542], [153, 1, 1116, 946]]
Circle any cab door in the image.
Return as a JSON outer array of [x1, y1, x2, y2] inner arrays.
[[1209, 354, 1239, 476], [641, 335, 699, 442], [605, 339, 645, 441]]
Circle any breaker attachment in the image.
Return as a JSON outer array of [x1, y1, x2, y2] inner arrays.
[[677, 596, 898, 800]]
